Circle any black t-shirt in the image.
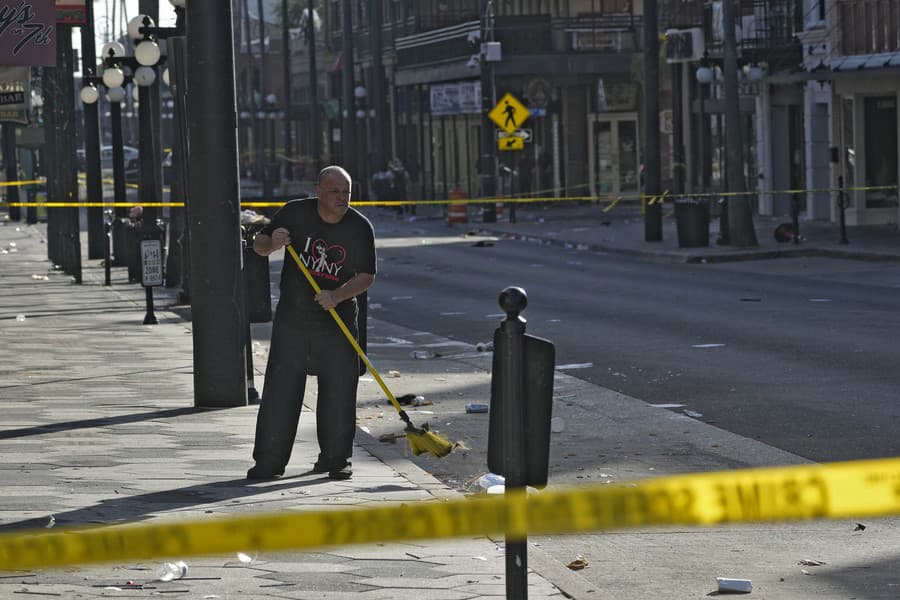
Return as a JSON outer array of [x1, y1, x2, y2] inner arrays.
[[261, 198, 376, 321]]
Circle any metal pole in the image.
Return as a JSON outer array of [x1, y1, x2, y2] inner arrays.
[[480, 0, 497, 222], [838, 174, 849, 244], [341, 0, 356, 187], [307, 0, 320, 170], [723, 0, 757, 246], [185, 0, 248, 407], [138, 1, 161, 224], [170, 34, 191, 303], [497, 287, 529, 599], [2, 123, 20, 222], [110, 100, 128, 267], [643, 0, 662, 241], [371, 0, 385, 172], [80, 0, 104, 258], [282, 0, 293, 180]]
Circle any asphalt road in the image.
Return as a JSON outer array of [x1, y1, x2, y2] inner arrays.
[[361, 223, 900, 464]]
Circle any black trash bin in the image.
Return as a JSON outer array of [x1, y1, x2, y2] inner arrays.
[[674, 196, 710, 248]]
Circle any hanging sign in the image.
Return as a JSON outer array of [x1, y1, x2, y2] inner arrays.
[[0, 0, 56, 66]]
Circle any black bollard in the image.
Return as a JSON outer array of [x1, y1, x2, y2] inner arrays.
[[103, 210, 112, 286], [493, 286, 529, 599], [487, 286, 556, 599]]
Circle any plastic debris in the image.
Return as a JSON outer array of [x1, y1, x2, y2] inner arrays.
[[716, 577, 752, 593], [567, 558, 588, 571], [31, 274, 48, 281], [157, 560, 189, 582], [475, 341, 493, 352], [556, 363, 593, 370], [410, 350, 434, 359], [15, 314, 26, 322], [550, 417, 565, 433], [798, 559, 826, 566], [412, 395, 431, 406], [684, 410, 704, 418], [465, 403, 489, 413], [387, 370, 401, 378], [476, 472, 505, 494], [46, 515, 55, 528], [854, 523, 866, 531], [236, 552, 253, 563]]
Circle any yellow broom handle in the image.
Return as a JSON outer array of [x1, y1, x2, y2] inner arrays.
[[285, 244, 405, 415]]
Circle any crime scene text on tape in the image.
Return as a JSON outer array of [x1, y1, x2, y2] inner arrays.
[[1, 457, 899, 571]]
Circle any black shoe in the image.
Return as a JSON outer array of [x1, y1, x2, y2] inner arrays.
[[328, 464, 352, 480], [246, 464, 284, 480], [312, 461, 329, 474]]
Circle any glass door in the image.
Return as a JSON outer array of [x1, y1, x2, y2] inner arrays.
[[588, 113, 640, 198]]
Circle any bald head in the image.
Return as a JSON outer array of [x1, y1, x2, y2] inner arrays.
[[318, 165, 352, 186]]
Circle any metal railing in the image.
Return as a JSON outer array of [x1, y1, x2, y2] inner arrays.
[[837, 0, 900, 55]]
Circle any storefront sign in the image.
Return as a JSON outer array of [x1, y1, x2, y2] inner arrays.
[[0, 0, 56, 66], [56, 0, 86, 24], [0, 66, 31, 124], [430, 81, 481, 116]]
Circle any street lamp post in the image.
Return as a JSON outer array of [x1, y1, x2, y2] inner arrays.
[[354, 84, 368, 199]]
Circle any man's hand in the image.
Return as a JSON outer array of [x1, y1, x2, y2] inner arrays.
[[270, 227, 291, 250], [314, 290, 340, 311], [253, 227, 291, 256]]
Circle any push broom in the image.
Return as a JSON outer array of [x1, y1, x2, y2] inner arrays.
[[286, 244, 453, 458]]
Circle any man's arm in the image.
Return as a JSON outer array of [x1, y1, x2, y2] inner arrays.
[[314, 273, 375, 311], [253, 227, 291, 256]]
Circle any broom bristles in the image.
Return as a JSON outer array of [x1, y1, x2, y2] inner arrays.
[[407, 429, 454, 458]]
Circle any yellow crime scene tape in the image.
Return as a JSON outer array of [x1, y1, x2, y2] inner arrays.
[[1, 456, 899, 572], [1, 183, 897, 211]]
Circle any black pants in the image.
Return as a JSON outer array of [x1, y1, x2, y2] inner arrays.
[[252, 306, 359, 471]]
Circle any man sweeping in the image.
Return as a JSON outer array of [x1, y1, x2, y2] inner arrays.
[[247, 165, 375, 481]]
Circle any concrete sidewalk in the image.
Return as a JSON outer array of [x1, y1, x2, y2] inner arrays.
[[0, 220, 574, 599]]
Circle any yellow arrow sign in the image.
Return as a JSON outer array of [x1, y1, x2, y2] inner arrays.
[[498, 136, 524, 151], [489, 92, 530, 134]]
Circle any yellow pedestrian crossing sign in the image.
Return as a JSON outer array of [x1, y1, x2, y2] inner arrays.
[[489, 92, 530, 135], [498, 136, 525, 151]]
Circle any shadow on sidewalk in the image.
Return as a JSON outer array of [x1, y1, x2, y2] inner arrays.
[[0, 476, 328, 534], [0, 407, 206, 440]]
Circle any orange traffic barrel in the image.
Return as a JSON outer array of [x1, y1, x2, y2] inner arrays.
[[447, 189, 468, 225]]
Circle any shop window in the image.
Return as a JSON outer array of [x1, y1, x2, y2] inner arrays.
[[864, 96, 898, 209]]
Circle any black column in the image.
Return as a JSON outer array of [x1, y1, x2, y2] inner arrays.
[[80, 1, 104, 259], [307, 0, 320, 171], [2, 123, 20, 222], [44, 29, 82, 282], [138, 1, 162, 224], [185, 0, 247, 407], [479, 0, 496, 222], [370, 0, 385, 171], [341, 0, 356, 185], [643, 0, 662, 241]]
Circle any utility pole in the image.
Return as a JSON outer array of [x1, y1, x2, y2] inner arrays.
[[643, 0, 662, 241], [185, 0, 248, 407], [723, 0, 758, 246]]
